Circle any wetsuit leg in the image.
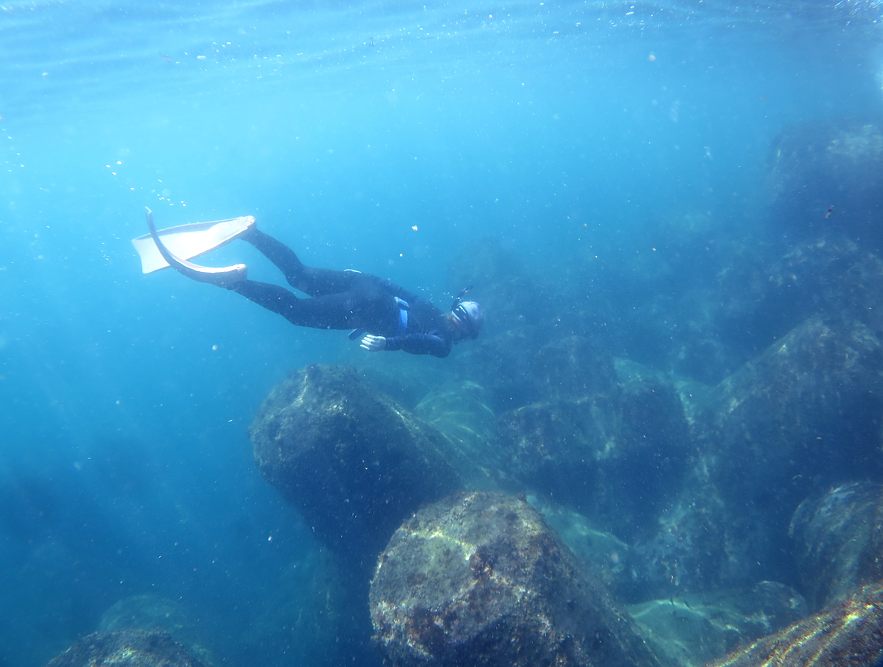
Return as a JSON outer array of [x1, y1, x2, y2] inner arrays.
[[228, 277, 396, 331], [243, 228, 358, 297]]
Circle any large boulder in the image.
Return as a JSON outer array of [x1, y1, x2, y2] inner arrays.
[[767, 119, 883, 246], [498, 395, 616, 507], [789, 482, 883, 609], [562, 211, 749, 383], [456, 330, 616, 413], [250, 365, 460, 555], [716, 237, 883, 354], [47, 629, 210, 667], [699, 316, 883, 545], [532, 334, 617, 401], [369, 491, 662, 667], [98, 594, 205, 656], [455, 327, 546, 411], [628, 482, 730, 600], [708, 580, 883, 666], [497, 376, 690, 539]]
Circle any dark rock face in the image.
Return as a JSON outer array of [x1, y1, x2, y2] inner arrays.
[[498, 395, 614, 504], [99, 595, 187, 631], [717, 237, 883, 355], [709, 580, 883, 667], [250, 365, 460, 554], [498, 377, 690, 539], [533, 334, 617, 400], [768, 120, 883, 245], [667, 320, 739, 385], [47, 629, 210, 667], [98, 595, 204, 655], [369, 491, 662, 667], [628, 485, 729, 600], [456, 326, 552, 412], [457, 330, 616, 413], [789, 482, 883, 609], [700, 316, 883, 537]]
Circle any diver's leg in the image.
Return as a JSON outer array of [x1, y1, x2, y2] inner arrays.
[[242, 228, 358, 297], [228, 280, 363, 329]]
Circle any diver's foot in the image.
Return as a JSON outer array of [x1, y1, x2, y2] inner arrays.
[[211, 264, 248, 287], [238, 216, 258, 240]]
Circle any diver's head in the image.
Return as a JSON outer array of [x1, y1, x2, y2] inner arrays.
[[450, 300, 483, 340]]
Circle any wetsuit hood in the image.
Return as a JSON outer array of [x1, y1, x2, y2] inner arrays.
[[452, 300, 483, 338]]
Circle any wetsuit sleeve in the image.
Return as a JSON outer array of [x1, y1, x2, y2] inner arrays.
[[384, 333, 451, 357]]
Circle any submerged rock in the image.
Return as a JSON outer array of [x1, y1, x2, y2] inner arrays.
[[768, 119, 883, 245], [369, 491, 662, 667], [497, 376, 690, 539], [457, 331, 616, 412], [98, 594, 203, 653], [628, 581, 807, 667], [497, 394, 615, 507], [699, 316, 883, 550], [628, 484, 729, 601], [709, 580, 883, 666], [789, 482, 883, 609], [532, 334, 617, 400], [250, 365, 460, 555], [47, 629, 210, 666], [717, 237, 883, 354], [456, 326, 548, 411]]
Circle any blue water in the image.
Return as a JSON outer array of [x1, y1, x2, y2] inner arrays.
[[1, 1, 882, 665]]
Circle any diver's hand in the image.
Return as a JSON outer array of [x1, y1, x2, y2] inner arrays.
[[359, 334, 387, 351]]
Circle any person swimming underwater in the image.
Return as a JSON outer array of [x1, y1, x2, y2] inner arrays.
[[134, 209, 483, 357]]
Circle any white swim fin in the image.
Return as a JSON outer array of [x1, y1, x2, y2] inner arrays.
[[131, 213, 255, 274], [135, 208, 249, 286]]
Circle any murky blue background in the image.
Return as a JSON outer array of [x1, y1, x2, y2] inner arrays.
[[1, 1, 881, 664]]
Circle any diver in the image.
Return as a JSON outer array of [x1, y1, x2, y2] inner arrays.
[[133, 209, 483, 357]]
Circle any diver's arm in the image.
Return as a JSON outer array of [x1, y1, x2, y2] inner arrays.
[[384, 333, 451, 357], [359, 332, 451, 357]]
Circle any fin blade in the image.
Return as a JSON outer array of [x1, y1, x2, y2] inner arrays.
[[131, 215, 255, 274]]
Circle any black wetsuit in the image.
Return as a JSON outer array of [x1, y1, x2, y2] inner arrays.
[[228, 229, 454, 357]]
